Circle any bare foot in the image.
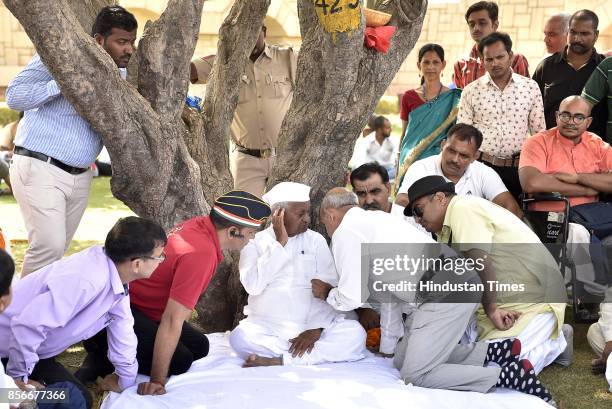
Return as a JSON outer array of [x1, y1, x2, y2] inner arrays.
[[242, 354, 282, 367], [591, 358, 606, 375]]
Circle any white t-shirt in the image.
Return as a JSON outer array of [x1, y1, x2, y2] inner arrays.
[[349, 132, 399, 170], [398, 154, 508, 200]]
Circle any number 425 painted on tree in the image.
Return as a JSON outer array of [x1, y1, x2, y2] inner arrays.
[[315, 0, 360, 16]]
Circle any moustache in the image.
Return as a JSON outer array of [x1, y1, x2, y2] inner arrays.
[[363, 203, 381, 211]]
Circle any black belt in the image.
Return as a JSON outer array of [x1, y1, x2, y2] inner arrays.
[[236, 147, 277, 159], [14, 146, 89, 175]]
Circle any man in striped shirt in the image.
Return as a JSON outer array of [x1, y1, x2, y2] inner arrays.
[[6, 6, 137, 275], [453, 1, 530, 89]]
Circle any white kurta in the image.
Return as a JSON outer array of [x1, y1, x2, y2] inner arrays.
[[328, 207, 440, 354], [231, 226, 366, 365]]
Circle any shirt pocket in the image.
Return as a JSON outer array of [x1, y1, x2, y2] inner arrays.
[[263, 74, 292, 99], [293, 254, 316, 288]]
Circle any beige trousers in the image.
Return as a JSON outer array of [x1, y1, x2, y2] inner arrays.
[[230, 150, 275, 198], [10, 154, 92, 275]]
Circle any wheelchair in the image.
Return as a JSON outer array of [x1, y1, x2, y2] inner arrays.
[[521, 193, 610, 323]]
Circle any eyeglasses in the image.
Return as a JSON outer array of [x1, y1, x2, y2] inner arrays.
[[144, 252, 166, 262], [557, 111, 589, 124], [412, 194, 436, 218], [132, 252, 166, 262], [413, 205, 425, 218]]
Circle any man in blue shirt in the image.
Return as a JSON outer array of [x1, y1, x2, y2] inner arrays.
[[6, 6, 137, 275]]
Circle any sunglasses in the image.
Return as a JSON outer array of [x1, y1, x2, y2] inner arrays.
[[411, 194, 436, 218]]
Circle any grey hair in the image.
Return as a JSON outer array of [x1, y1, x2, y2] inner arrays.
[[320, 188, 358, 211], [270, 202, 290, 213], [548, 13, 570, 33]]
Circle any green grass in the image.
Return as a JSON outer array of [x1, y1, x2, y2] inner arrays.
[[0, 176, 130, 211]]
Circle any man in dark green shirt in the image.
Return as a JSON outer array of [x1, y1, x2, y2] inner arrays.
[[582, 56, 612, 143]]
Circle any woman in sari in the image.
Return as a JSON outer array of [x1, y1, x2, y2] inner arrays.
[[396, 44, 461, 192]]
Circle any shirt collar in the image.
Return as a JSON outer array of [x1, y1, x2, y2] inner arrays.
[[483, 69, 519, 88], [105, 249, 128, 296], [552, 127, 590, 148], [438, 195, 460, 241], [469, 44, 479, 60], [262, 44, 273, 59], [558, 46, 601, 64], [203, 216, 224, 262]]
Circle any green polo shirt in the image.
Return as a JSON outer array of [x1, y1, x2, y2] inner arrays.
[[582, 56, 612, 143], [438, 195, 565, 340]]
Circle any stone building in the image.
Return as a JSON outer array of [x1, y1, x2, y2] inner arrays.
[[0, 0, 610, 100]]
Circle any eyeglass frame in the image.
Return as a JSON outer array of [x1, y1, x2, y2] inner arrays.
[[556, 111, 590, 125], [411, 194, 436, 218], [131, 252, 166, 262]]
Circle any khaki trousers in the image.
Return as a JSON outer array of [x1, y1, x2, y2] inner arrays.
[[10, 154, 92, 275], [230, 150, 275, 198]]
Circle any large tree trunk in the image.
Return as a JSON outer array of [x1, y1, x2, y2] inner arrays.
[[3, 0, 426, 331]]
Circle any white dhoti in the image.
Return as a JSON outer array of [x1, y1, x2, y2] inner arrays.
[[229, 316, 366, 365], [485, 312, 566, 374]]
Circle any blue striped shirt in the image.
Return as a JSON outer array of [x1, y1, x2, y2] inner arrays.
[[6, 54, 102, 168]]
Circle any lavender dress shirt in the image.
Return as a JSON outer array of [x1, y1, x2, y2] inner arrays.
[[0, 246, 137, 389]]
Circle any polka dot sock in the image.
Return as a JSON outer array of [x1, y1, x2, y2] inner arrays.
[[496, 359, 556, 406], [485, 338, 521, 367]]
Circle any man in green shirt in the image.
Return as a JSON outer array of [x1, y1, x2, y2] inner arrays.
[[582, 56, 612, 143]]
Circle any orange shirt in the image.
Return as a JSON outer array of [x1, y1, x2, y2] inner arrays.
[[519, 128, 612, 209]]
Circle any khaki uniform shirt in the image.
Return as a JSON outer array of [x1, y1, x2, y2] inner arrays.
[[192, 45, 297, 150]]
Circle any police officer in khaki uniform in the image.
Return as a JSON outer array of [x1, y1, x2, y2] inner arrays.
[[190, 25, 297, 197]]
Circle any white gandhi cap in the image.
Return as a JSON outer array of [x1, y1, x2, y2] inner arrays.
[[262, 182, 311, 206]]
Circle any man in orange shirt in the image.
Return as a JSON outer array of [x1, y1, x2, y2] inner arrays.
[[519, 95, 612, 299], [519, 95, 612, 207]]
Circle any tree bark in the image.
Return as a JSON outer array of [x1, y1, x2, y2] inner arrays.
[[269, 0, 427, 232], [2, 0, 426, 331]]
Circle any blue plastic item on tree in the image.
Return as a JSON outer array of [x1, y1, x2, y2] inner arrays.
[[185, 95, 203, 112]]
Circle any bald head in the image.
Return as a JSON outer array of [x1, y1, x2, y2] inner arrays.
[[559, 95, 592, 114], [319, 187, 358, 238], [320, 187, 358, 211], [544, 13, 570, 54]]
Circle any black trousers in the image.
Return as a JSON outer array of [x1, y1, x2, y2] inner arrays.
[[81, 305, 209, 379], [2, 357, 91, 409], [479, 160, 522, 202]]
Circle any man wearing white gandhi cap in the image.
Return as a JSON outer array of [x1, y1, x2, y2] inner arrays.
[[229, 182, 367, 367]]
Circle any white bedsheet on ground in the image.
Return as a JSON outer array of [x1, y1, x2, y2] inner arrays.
[[101, 333, 552, 409]]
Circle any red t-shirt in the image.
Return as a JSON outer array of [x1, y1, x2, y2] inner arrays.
[[399, 89, 426, 122], [130, 216, 224, 321]]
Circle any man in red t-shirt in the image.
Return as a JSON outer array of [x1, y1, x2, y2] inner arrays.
[[77, 191, 270, 396]]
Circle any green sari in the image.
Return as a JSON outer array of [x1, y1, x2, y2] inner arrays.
[[395, 88, 462, 193]]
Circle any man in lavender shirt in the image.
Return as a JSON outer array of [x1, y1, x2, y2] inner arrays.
[[0, 217, 167, 408]]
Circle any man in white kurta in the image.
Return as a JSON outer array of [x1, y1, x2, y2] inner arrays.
[[230, 182, 366, 366]]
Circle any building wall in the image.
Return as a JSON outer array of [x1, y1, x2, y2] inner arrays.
[[0, 0, 610, 101]]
